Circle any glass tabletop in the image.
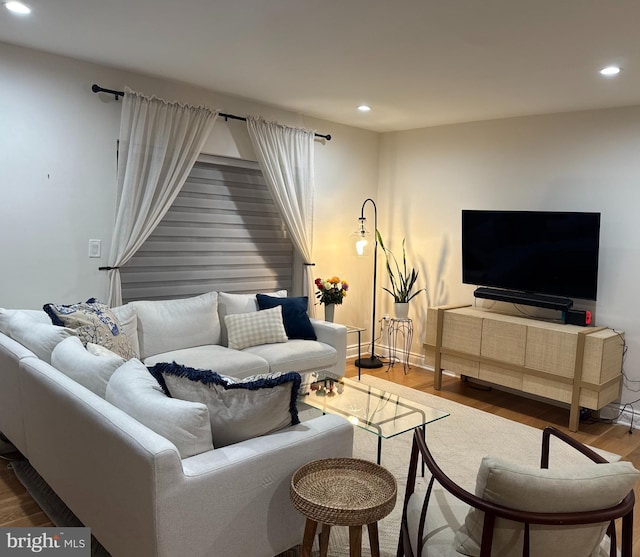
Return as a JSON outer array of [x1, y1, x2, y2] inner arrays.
[[299, 375, 449, 439]]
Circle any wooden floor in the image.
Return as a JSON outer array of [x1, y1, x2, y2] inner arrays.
[[1, 362, 639, 553], [0, 452, 53, 528], [346, 360, 640, 555]]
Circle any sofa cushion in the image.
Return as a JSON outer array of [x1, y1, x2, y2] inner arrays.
[[225, 306, 288, 350], [0, 308, 50, 335], [217, 290, 286, 346], [51, 336, 125, 398], [244, 339, 336, 373], [256, 295, 317, 340], [129, 292, 220, 359], [454, 456, 640, 557], [106, 359, 213, 459], [143, 344, 270, 379], [7, 311, 76, 364], [148, 362, 301, 448], [110, 304, 140, 359], [43, 298, 136, 360]]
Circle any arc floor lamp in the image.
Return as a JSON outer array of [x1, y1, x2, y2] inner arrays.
[[353, 198, 383, 369]]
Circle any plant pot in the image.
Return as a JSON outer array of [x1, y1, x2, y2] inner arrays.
[[394, 302, 409, 320], [324, 304, 335, 322]]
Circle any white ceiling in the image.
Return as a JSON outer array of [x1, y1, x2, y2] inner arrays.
[[2, 0, 639, 133]]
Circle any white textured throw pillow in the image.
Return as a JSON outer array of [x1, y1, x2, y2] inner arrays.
[[8, 311, 76, 363], [129, 291, 220, 359], [225, 306, 288, 350], [148, 362, 300, 448], [455, 456, 640, 557], [51, 336, 125, 398], [106, 359, 213, 459], [217, 290, 286, 346], [110, 304, 140, 358]]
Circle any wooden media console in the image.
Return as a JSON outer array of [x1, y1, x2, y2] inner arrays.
[[423, 305, 624, 432]]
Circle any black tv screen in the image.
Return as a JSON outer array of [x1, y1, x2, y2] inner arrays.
[[462, 210, 601, 301]]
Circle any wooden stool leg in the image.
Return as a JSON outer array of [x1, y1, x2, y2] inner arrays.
[[301, 518, 317, 557], [319, 524, 331, 557], [348, 525, 363, 557], [367, 522, 380, 557]]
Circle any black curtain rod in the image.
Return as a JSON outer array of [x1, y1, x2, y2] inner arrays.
[[91, 84, 331, 141]]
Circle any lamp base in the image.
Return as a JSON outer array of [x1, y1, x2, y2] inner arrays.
[[355, 356, 384, 369]]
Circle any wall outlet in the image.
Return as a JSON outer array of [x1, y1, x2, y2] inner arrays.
[[88, 239, 101, 258]]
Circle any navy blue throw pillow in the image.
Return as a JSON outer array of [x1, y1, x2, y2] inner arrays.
[[256, 295, 317, 341]]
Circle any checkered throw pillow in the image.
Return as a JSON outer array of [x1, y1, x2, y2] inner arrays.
[[224, 306, 288, 350]]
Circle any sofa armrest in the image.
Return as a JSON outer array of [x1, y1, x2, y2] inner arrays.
[[310, 319, 347, 375], [164, 414, 354, 557]]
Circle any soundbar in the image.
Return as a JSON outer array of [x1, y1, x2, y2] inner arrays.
[[473, 287, 574, 311]]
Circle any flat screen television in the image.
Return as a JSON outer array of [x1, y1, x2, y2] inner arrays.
[[462, 210, 601, 301]]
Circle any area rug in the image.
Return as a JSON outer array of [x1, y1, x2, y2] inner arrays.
[[314, 374, 619, 557], [10, 375, 617, 557]]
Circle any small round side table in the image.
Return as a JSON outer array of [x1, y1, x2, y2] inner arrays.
[[290, 458, 397, 557]]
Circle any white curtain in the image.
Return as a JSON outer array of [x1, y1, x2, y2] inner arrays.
[[246, 117, 316, 314], [106, 87, 218, 306]]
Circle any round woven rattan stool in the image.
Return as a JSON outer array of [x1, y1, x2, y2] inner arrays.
[[290, 458, 397, 557]]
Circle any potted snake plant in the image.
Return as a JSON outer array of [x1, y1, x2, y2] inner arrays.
[[376, 230, 424, 318]]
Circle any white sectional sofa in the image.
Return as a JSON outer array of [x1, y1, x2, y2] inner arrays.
[[0, 292, 353, 557]]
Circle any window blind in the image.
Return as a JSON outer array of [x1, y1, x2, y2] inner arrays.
[[120, 156, 293, 302]]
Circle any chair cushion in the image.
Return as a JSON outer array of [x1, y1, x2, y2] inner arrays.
[[148, 362, 300, 448], [224, 306, 288, 350], [51, 336, 125, 398], [43, 298, 136, 360], [217, 290, 286, 346], [143, 344, 270, 379], [106, 359, 213, 459], [407, 485, 470, 557], [454, 456, 640, 557], [129, 292, 220, 359], [256, 295, 317, 340]]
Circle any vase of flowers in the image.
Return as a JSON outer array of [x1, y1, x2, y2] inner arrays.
[[315, 276, 349, 322]]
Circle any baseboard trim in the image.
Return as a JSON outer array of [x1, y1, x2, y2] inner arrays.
[[347, 343, 425, 370], [600, 403, 640, 430]]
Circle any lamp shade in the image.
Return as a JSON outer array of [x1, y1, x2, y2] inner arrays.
[[351, 217, 373, 256]]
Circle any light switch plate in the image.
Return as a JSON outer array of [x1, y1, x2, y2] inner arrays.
[[89, 239, 101, 258]]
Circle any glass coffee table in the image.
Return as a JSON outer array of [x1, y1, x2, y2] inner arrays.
[[299, 375, 449, 466]]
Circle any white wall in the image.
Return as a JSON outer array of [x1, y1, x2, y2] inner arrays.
[[378, 107, 640, 405], [0, 42, 379, 330], [5, 41, 639, 409]]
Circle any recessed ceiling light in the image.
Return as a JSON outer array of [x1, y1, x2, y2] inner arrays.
[[357, 105, 371, 112], [4, 1, 31, 14], [600, 66, 621, 76]]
